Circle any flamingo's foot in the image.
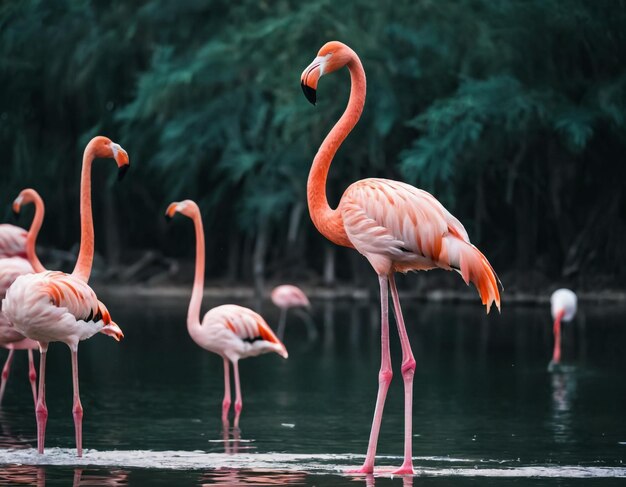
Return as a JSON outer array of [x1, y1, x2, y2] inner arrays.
[[391, 464, 415, 475], [346, 465, 374, 474]]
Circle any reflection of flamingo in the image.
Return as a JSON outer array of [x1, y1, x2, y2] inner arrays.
[[2, 137, 127, 456], [200, 468, 306, 486], [271, 285, 316, 340], [0, 189, 46, 406], [301, 41, 501, 474], [549, 288, 577, 368], [166, 200, 288, 428]]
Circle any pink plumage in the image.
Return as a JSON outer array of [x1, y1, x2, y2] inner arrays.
[[166, 200, 287, 428], [0, 225, 27, 260], [271, 285, 310, 309]]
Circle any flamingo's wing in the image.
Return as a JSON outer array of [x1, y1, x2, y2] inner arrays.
[[0, 225, 27, 259], [37, 271, 101, 321], [340, 178, 500, 311], [203, 304, 288, 357]]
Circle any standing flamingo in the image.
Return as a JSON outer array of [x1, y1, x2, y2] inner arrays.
[[2, 136, 126, 456], [301, 41, 501, 474], [271, 285, 316, 340], [165, 200, 288, 428], [0, 224, 27, 260], [549, 288, 577, 369], [0, 189, 46, 406]]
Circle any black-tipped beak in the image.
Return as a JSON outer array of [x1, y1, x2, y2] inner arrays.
[[118, 164, 129, 182], [301, 83, 316, 106]]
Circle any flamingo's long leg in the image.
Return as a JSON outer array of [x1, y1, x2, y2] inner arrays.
[[552, 318, 562, 365], [233, 360, 243, 429], [277, 308, 287, 341], [350, 275, 392, 474], [222, 358, 231, 423], [70, 347, 84, 457], [389, 275, 416, 475], [27, 349, 37, 407], [36, 342, 48, 455], [0, 349, 15, 406]]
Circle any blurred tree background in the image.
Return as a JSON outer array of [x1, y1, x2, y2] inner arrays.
[[1, 0, 626, 294]]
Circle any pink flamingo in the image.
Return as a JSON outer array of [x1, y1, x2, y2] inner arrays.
[[270, 285, 315, 340], [0, 224, 27, 260], [549, 288, 577, 369], [165, 200, 288, 428], [2, 136, 127, 456], [0, 189, 46, 406], [301, 41, 501, 474]]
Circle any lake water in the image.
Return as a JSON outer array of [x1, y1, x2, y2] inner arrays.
[[0, 293, 624, 486]]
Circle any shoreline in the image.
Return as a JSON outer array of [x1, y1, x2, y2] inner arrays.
[[94, 283, 626, 305]]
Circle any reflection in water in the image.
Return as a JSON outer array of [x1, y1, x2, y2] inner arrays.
[[361, 473, 414, 487], [0, 466, 128, 486], [199, 468, 307, 486], [550, 370, 577, 444], [0, 410, 33, 449], [220, 419, 253, 455]]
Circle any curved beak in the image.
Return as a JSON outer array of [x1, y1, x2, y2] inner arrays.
[[300, 56, 324, 106], [111, 143, 130, 181], [165, 202, 179, 220], [101, 321, 124, 342]]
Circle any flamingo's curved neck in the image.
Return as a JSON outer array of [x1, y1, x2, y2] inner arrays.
[[187, 210, 205, 335], [73, 145, 96, 281], [552, 309, 564, 364], [26, 193, 45, 273], [307, 54, 366, 248]]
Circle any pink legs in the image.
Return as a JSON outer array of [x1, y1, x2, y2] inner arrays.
[[389, 275, 416, 475], [222, 358, 231, 424], [0, 349, 15, 406], [28, 349, 37, 407], [350, 275, 392, 474], [71, 348, 84, 457], [36, 343, 48, 454], [233, 360, 243, 428]]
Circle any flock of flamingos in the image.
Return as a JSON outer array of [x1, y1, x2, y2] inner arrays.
[[0, 41, 578, 475]]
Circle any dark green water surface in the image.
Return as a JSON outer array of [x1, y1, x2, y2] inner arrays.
[[0, 294, 624, 486]]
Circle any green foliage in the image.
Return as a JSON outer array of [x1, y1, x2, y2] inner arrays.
[[1, 0, 626, 284]]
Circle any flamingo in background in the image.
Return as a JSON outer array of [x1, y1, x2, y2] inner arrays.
[[2, 136, 126, 456], [301, 41, 501, 474], [0, 189, 46, 406], [0, 224, 27, 260], [271, 285, 316, 340], [549, 288, 577, 369], [166, 200, 288, 428]]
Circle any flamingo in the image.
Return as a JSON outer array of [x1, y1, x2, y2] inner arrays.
[[549, 288, 577, 369], [2, 136, 127, 456], [0, 189, 46, 407], [165, 200, 288, 428], [300, 41, 501, 474], [0, 224, 27, 260], [270, 285, 315, 340]]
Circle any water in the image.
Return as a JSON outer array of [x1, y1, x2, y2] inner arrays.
[[0, 293, 624, 485]]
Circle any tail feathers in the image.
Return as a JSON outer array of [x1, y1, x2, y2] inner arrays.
[[257, 321, 289, 358], [454, 241, 501, 313]]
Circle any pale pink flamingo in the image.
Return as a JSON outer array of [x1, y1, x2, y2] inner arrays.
[[270, 285, 315, 340], [0, 224, 27, 260], [301, 41, 501, 474], [165, 200, 288, 428], [0, 189, 46, 406], [549, 288, 577, 369], [2, 136, 126, 456]]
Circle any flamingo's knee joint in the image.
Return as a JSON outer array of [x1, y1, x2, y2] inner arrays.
[[378, 369, 393, 385], [401, 358, 416, 378]]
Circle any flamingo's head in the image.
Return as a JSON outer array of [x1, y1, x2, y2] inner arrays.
[[87, 136, 130, 181], [12, 188, 42, 216], [165, 199, 200, 220], [301, 41, 354, 105]]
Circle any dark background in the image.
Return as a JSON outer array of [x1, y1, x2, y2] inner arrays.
[[2, 0, 626, 296]]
